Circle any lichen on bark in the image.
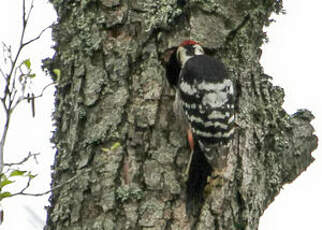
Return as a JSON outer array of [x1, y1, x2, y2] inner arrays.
[[45, 0, 317, 229]]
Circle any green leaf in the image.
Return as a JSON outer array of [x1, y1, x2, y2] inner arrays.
[[111, 142, 121, 150], [9, 170, 27, 177], [0, 192, 12, 200], [53, 69, 61, 81], [0, 178, 14, 188], [23, 59, 31, 69]]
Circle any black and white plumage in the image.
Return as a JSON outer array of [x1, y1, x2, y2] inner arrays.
[[166, 40, 235, 215], [173, 40, 235, 161]]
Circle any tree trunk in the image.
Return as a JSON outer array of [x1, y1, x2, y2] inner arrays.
[[45, 0, 317, 229]]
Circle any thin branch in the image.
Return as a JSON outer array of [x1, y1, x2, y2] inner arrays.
[[10, 169, 91, 198], [1, 42, 12, 66], [10, 88, 18, 104], [20, 175, 33, 194], [22, 0, 26, 27], [10, 96, 24, 113], [1, 0, 51, 112], [0, 113, 10, 173], [22, 26, 51, 48], [0, 96, 6, 112], [6, 0, 35, 93], [8, 66, 20, 105], [11, 82, 55, 112], [3, 147, 119, 199], [12, 64, 20, 91], [0, 0, 52, 175], [25, 0, 34, 28], [0, 67, 6, 80], [26, 82, 55, 100], [4, 152, 39, 167]]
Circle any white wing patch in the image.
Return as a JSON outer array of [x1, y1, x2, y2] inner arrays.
[[201, 79, 233, 108], [179, 81, 197, 95], [198, 79, 233, 92], [208, 110, 230, 120], [189, 115, 204, 123], [183, 102, 197, 109], [194, 129, 223, 138], [204, 121, 228, 129]]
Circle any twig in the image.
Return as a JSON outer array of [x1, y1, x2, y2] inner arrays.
[[11, 82, 55, 112], [0, 0, 53, 173], [4, 152, 39, 167], [9, 169, 91, 198], [0, 113, 10, 173], [20, 175, 33, 194], [26, 82, 55, 100], [3, 146, 119, 199], [25, 0, 34, 28], [22, 26, 51, 48], [0, 67, 6, 80]]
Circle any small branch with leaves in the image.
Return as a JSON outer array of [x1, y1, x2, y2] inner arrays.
[[0, 0, 55, 173], [0, 0, 56, 209], [0, 142, 121, 200], [4, 152, 39, 167]]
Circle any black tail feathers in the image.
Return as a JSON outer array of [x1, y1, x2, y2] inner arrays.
[[186, 142, 212, 217]]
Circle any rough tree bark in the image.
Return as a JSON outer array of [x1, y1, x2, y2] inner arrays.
[[45, 0, 317, 229]]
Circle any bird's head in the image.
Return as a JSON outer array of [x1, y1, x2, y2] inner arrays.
[[176, 40, 204, 67]]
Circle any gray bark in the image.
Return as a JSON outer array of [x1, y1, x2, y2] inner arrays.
[[45, 0, 317, 229]]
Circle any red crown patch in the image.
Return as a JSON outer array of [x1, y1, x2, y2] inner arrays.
[[179, 40, 199, 47]]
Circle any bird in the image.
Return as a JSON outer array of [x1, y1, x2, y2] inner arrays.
[[165, 40, 235, 216]]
